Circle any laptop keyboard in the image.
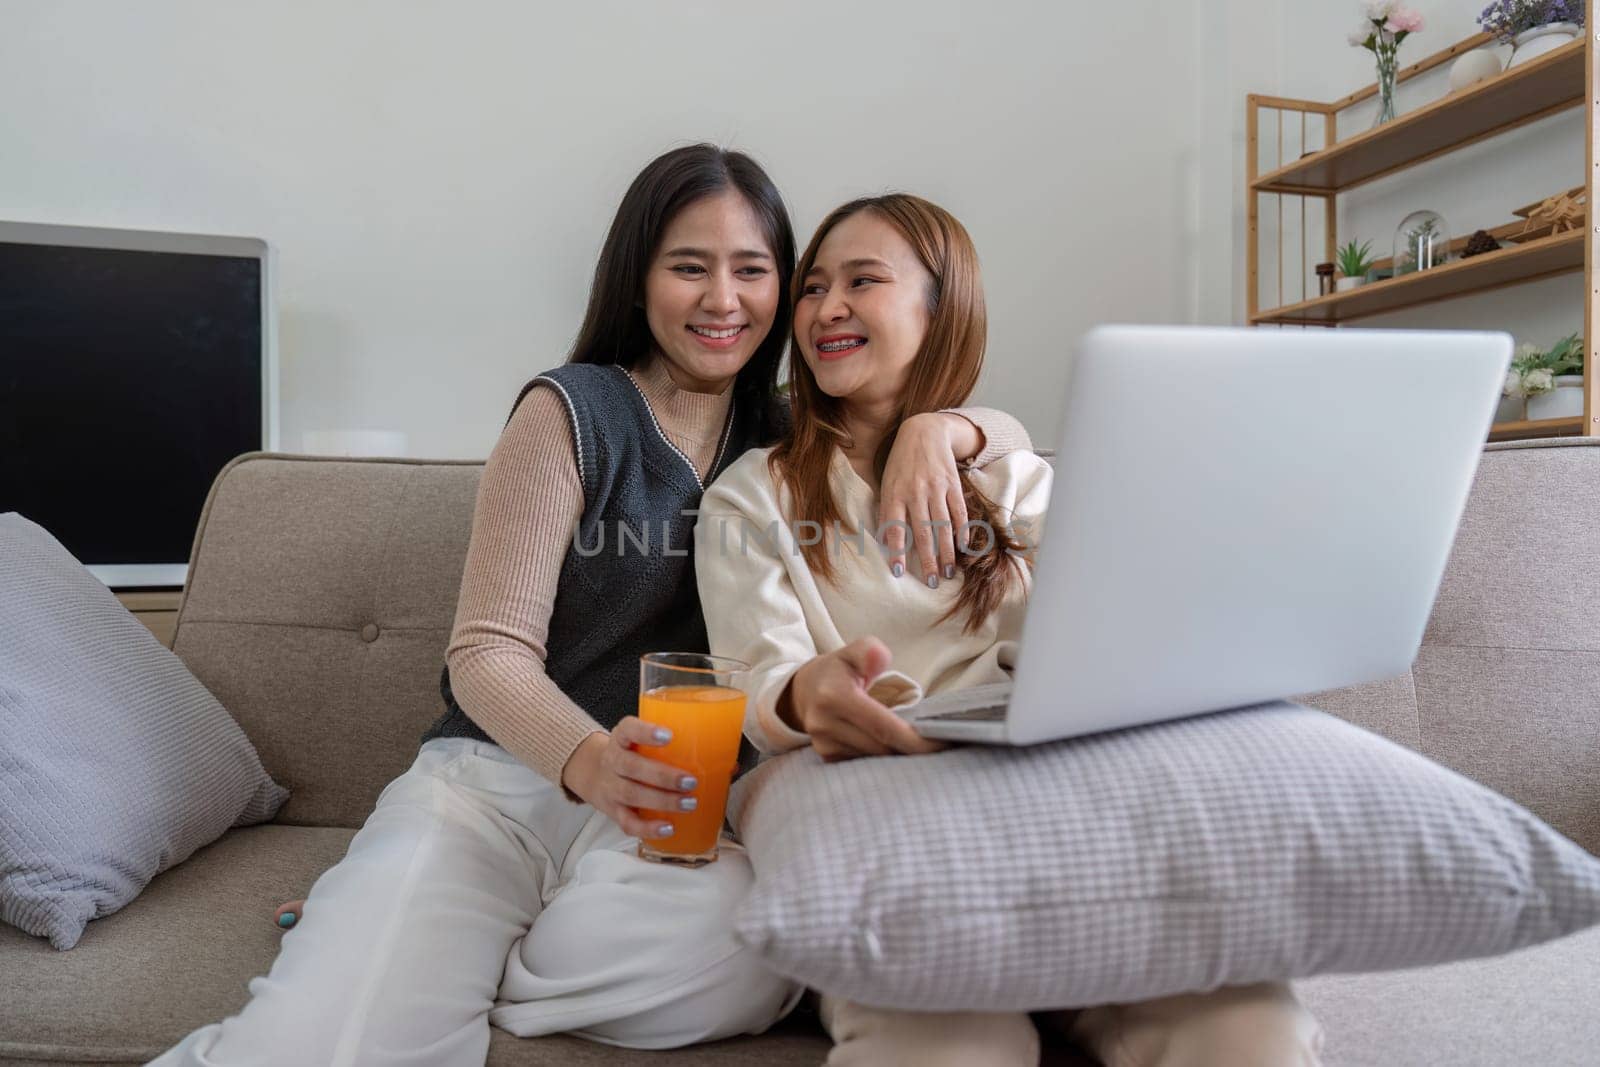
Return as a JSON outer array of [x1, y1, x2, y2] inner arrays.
[[923, 704, 1007, 722]]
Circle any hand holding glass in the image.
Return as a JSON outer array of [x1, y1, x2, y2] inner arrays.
[[634, 653, 748, 866]]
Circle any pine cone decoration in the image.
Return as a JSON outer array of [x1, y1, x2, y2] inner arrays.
[[1462, 230, 1500, 258]]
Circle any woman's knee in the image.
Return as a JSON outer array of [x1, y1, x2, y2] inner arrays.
[[576, 942, 800, 1048], [1174, 983, 1323, 1067], [501, 843, 796, 1048], [1066, 982, 1323, 1067], [562, 838, 758, 951], [821, 997, 1040, 1067]]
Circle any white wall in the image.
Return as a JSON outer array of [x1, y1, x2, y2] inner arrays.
[[1251, 1, 1583, 345], [1, 0, 1229, 458], [5, 2, 1573, 457]]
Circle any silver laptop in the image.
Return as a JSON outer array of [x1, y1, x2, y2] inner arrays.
[[909, 324, 1511, 745]]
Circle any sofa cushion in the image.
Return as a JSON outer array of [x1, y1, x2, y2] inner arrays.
[[174, 455, 482, 828], [1410, 439, 1600, 855], [1413, 644, 1600, 857], [0, 514, 289, 951], [1298, 924, 1600, 1065], [728, 701, 1600, 1013], [0, 824, 834, 1066], [1293, 671, 1419, 750], [0, 824, 354, 1063]]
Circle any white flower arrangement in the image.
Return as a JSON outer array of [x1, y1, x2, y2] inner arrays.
[[1503, 334, 1583, 398], [1349, 1, 1425, 48]]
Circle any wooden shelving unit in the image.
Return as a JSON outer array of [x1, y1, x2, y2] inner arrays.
[[1245, 14, 1599, 442], [1488, 415, 1585, 440], [1254, 38, 1585, 195], [1252, 229, 1584, 325]]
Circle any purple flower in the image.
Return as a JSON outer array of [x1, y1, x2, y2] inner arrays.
[[1478, 0, 1586, 43]]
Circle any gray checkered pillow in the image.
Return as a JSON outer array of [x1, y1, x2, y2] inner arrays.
[[0, 513, 288, 950], [727, 702, 1600, 1011]]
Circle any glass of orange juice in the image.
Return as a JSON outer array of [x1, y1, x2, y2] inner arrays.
[[635, 652, 749, 867]]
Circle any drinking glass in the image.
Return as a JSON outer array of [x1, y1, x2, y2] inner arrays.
[[635, 652, 748, 866]]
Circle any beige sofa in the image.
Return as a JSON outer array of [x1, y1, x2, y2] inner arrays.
[[3, 439, 1597, 1066]]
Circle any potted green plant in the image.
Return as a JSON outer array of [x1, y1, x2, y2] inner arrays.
[[1335, 239, 1376, 291], [1501, 331, 1585, 423]]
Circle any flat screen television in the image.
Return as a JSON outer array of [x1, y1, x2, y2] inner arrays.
[[0, 221, 277, 588]]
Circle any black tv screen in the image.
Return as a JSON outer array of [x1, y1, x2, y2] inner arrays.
[[0, 226, 269, 587]]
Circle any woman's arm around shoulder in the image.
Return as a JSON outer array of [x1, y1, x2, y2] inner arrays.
[[878, 406, 1034, 586], [938, 406, 1032, 469]]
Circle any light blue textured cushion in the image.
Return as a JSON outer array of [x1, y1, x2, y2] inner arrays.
[[728, 702, 1600, 1011], [0, 513, 288, 950]]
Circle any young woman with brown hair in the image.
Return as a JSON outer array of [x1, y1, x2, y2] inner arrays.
[[696, 194, 1325, 1065]]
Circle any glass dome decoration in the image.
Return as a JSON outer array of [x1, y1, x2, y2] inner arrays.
[[1393, 209, 1450, 275]]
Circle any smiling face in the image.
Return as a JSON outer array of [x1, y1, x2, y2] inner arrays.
[[793, 210, 936, 410], [642, 190, 781, 394]]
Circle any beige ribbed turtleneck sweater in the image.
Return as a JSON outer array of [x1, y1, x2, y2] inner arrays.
[[444, 353, 1029, 792]]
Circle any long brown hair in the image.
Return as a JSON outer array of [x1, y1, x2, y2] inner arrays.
[[770, 194, 1029, 633], [568, 144, 795, 445]]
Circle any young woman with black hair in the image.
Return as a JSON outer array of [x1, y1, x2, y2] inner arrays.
[[152, 146, 1029, 1065]]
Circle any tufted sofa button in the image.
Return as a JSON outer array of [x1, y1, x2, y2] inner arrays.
[[360, 623, 380, 643]]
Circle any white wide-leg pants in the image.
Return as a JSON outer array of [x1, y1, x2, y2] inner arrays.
[[149, 737, 800, 1067]]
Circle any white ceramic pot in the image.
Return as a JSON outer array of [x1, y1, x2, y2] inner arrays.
[[1448, 48, 1503, 91], [1525, 375, 1585, 420], [1495, 393, 1527, 425], [1507, 23, 1580, 68], [1334, 276, 1364, 292]]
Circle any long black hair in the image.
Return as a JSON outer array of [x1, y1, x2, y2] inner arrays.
[[568, 144, 795, 445]]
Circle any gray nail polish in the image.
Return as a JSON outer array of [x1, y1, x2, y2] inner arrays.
[[657, 824, 675, 837], [679, 775, 698, 790], [892, 562, 904, 578], [927, 574, 938, 589], [943, 564, 956, 580], [678, 796, 698, 811], [653, 727, 671, 743]]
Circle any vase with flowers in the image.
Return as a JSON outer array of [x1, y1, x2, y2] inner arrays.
[[1501, 332, 1585, 423], [1478, 1, 1585, 68], [1350, 2, 1425, 128]]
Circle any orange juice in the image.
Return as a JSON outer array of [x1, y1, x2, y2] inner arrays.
[[637, 684, 747, 858]]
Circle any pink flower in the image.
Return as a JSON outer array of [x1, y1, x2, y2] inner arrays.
[[1385, 8, 1424, 33]]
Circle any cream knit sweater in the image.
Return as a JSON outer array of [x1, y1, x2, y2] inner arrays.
[[695, 446, 1053, 754]]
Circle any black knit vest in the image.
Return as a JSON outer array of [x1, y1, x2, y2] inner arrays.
[[422, 363, 758, 751]]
